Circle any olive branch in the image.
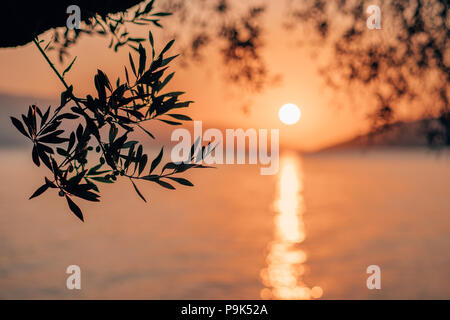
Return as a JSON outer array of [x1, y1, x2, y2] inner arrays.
[[10, 13, 212, 222]]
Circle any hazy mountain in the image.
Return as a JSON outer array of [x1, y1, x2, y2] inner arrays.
[[316, 119, 444, 152]]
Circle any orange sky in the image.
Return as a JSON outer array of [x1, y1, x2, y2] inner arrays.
[[0, 1, 371, 151]]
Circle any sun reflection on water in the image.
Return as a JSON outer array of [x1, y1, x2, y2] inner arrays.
[[260, 154, 323, 300]]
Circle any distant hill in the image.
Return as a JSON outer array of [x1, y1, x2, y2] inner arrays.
[[317, 118, 445, 152]]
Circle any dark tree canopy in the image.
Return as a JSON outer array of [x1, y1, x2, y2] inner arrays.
[[1, 1, 142, 47]]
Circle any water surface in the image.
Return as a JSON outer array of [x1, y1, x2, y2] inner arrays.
[[0, 148, 449, 299]]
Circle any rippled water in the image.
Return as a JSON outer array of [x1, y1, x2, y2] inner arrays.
[[0, 148, 449, 299]]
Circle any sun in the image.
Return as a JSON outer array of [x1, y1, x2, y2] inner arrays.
[[278, 103, 301, 125]]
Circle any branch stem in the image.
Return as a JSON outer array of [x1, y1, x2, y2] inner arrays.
[[32, 38, 71, 91], [32, 37, 111, 171]]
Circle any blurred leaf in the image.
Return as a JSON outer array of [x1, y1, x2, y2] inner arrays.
[[167, 177, 194, 186], [38, 131, 68, 144], [94, 72, 107, 102], [56, 147, 69, 157], [138, 67, 168, 85], [87, 163, 103, 175], [109, 123, 118, 144], [55, 113, 79, 120], [122, 108, 144, 120], [111, 132, 128, 150], [129, 53, 137, 76], [62, 56, 77, 77], [159, 72, 174, 91], [161, 39, 175, 55], [10, 117, 30, 139], [138, 154, 148, 175], [138, 44, 146, 76], [155, 179, 175, 190], [124, 66, 130, 84], [152, 12, 172, 17], [91, 176, 113, 184], [161, 54, 179, 67], [150, 147, 163, 173], [122, 141, 138, 149], [68, 170, 87, 186], [143, 0, 155, 14], [151, 19, 162, 28], [70, 187, 100, 202], [128, 38, 146, 43], [32, 145, 40, 166], [124, 144, 135, 170], [138, 124, 155, 139], [148, 31, 155, 58], [141, 174, 159, 181], [68, 132, 75, 151], [59, 85, 73, 110], [158, 119, 181, 125], [40, 120, 61, 136], [167, 114, 192, 121], [97, 69, 112, 91], [40, 107, 50, 127], [190, 136, 201, 160]]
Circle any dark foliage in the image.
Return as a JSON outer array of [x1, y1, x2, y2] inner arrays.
[[152, 0, 449, 144], [143, 0, 275, 93], [1, 1, 142, 48], [285, 0, 449, 146], [48, 0, 174, 62]]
